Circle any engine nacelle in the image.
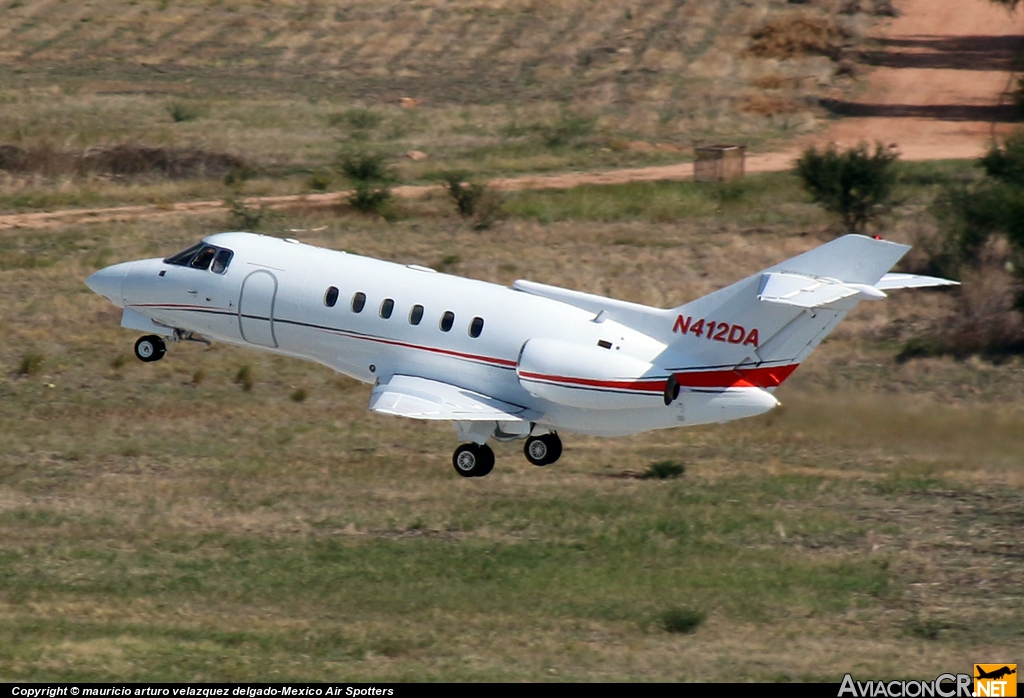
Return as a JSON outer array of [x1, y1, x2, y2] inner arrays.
[[517, 338, 666, 410]]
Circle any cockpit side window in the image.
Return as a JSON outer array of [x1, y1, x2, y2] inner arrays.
[[211, 248, 234, 274], [164, 242, 204, 267], [190, 246, 217, 271]]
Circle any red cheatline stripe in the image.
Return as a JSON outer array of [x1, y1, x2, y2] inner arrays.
[[518, 371, 665, 392], [353, 334, 518, 367], [520, 364, 801, 392]]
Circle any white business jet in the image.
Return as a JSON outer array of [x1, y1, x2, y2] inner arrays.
[[85, 232, 955, 477]]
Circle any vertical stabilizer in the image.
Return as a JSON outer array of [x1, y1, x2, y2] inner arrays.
[[657, 235, 911, 388]]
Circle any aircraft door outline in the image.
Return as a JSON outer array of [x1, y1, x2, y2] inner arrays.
[[238, 269, 279, 348]]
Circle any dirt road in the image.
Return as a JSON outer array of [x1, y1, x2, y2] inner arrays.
[[0, 0, 1019, 232]]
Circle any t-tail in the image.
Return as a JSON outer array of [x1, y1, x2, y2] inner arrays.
[[657, 235, 956, 390]]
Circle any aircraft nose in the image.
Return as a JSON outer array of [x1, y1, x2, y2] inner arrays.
[[85, 263, 128, 308]]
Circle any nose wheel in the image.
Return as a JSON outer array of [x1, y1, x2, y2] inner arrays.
[[524, 433, 562, 466], [134, 335, 167, 362], [452, 443, 495, 478]]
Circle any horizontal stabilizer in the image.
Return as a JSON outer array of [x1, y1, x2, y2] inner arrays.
[[875, 273, 959, 290], [758, 272, 886, 308], [370, 375, 528, 422]]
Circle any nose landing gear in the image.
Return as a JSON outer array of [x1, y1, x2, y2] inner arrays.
[[134, 335, 167, 362], [524, 433, 562, 466], [452, 443, 495, 478]]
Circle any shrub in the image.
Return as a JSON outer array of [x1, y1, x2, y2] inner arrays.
[[660, 607, 705, 634], [17, 352, 44, 376], [441, 170, 487, 217], [226, 197, 266, 230], [339, 152, 394, 213], [543, 114, 595, 149], [166, 102, 201, 123], [308, 171, 333, 191], [796, 141, 898, 234], [642, 460, 685, 479], [234, 365, 254, 392], [290, 388, 308, 402], [329, 108, 383, 131], [224, 164, 256, 186], [980, 129, 1024, 186]]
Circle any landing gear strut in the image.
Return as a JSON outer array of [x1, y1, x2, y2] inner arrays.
[[452, 443, 495, 478], [524, 433, 562, 466], [134, 335, 167, 363]]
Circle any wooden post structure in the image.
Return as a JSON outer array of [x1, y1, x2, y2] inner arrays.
[[694, 145, 746, 182]]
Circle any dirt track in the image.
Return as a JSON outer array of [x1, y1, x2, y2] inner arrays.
[[0, 0, 1020, 232]]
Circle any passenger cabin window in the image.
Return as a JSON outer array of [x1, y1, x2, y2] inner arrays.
[[440, 311, 455, 332], [211, 249, 233, 274], [324, 286, 339, 307], [351, 292, 366, 313], [469, 317, 484, 338], [190, 246, 217, 271], [409, 304, 424, 325], [380, 298, 394, 319]]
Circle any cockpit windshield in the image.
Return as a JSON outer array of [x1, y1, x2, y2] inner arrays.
[[164, 242, 234, 274]]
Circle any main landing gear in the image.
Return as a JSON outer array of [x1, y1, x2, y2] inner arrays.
[[452, 443, 495, 478], [134, 335, 166, 362], [524, 433, 562, 466], [452, 432, 563, 478]]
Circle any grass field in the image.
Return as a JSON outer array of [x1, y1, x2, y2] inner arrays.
[[0, 0, 869, 214], [2, 163, 1023, 680]]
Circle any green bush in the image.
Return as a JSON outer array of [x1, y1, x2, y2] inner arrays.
[[660, 607, 705, 634], [441, 171, 486, 217], [17, 352, 44, 376], [225, 197, 266, 230], [795, 141, 898, 233], [308, 171, 333, 191], [339, 152, 394, 213], [234, 365, 254, 392], [543, 114, 595, 149], [642, 460, 685, 479], [166, 102, 201, 123], [930, 131, 1024, 273], [329, 108, 383, 131], [981, 129, 1024, 185]]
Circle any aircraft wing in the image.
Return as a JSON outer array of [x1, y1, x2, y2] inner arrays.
[[369, 374, 529, 422]]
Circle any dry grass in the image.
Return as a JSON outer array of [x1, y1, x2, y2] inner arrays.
[[748, 13, 844, 61], [741, 94, 805, 117], [0, 0, 867, 214]]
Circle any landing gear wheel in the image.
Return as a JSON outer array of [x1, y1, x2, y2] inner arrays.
[[134, 335, 166, 363], [452, 443, 495, 478], [524, 433, 562, 466]]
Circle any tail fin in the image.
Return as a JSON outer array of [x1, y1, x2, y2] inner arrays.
[[660, 235, 920, 388]]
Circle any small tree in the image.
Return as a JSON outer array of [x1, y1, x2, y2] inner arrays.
[[441, 170, 486, 217], [339, 151, 393, 213], [796, 141, 898, 234]]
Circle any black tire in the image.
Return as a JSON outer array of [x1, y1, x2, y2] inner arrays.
[[452, 443, 495, 478], [524, 433, 562, 466], [134, 335, 166, 363]]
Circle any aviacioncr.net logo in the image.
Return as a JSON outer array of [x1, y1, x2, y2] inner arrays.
[[839, 674, 973, 697]]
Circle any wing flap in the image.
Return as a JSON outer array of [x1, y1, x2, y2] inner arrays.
[[370, 375, 528, 422]]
